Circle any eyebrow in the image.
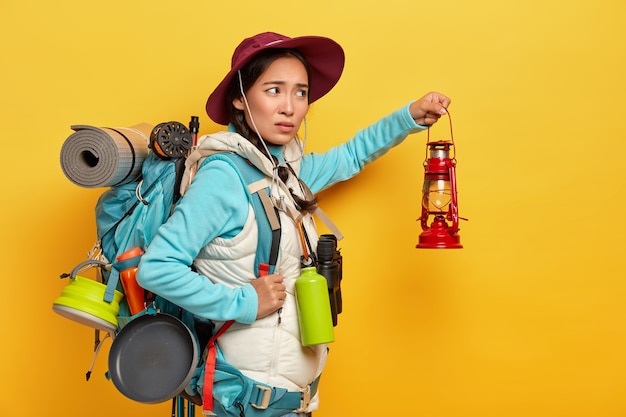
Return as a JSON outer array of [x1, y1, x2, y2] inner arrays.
[[262, 80, 309, 89]]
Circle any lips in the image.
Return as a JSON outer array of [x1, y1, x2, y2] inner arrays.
[[275, 122, 294, 133]]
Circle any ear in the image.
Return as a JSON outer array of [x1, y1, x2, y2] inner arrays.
[[232, 96, 245, 111]]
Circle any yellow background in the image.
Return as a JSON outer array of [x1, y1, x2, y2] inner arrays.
[[1, 0, 625, 416]]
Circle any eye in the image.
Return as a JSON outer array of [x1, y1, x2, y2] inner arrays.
[[296, 89, 308, 98], [266, 87, 279, 94]]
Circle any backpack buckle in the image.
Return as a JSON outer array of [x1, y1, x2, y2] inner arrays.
[[295, 384, 311, 413], [251, 385, 272, 409]]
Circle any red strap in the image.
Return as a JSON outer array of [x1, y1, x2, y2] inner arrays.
[[202, 319, 234, 413], [202, 264, 268, 413]]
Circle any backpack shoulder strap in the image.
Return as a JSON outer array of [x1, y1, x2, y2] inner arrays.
[[189, 152, 285, 415], [201, 152, 281, 275]]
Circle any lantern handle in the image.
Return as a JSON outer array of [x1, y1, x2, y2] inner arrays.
[[447, 159, 460, 231], [426, 110, 455, 159], [426, 109, 453, 142]]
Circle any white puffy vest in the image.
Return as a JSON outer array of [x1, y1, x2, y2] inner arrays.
[[191, 132, 327, 394]]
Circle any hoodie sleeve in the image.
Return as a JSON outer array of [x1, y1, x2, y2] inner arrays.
[[136, 158, 258, 324], [300, 102, 426, 193]]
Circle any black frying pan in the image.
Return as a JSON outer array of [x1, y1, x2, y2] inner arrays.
[[108, 312, 198, 403]]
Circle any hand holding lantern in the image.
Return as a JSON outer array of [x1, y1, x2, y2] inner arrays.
[[417, 112, 466, 249]]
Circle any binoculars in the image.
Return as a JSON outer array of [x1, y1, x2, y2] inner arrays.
[[315, 234, 343, 326]]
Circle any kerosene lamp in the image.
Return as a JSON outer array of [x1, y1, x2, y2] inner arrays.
[[416, 114, 464, 249]]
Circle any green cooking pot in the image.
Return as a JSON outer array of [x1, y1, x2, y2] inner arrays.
[[52, 260, 124, 333]]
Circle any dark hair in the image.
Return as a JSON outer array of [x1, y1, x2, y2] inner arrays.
[[225, 48, 317, 211]]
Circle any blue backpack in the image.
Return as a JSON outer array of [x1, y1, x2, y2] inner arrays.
[[90, 121, 322, 417]]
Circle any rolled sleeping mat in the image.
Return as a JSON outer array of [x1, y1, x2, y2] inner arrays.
[[60, 123, 153, 188]]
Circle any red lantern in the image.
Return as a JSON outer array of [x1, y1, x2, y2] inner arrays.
[[416, 113, 465, 249]]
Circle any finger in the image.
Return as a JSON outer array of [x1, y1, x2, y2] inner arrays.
[[422, 93, 450, 113], [424, 102, 447, 115], [433, 95, 451, 109], [270, 273, 284, 283], [426, 92, 451, 108], [424, 112, 442, 123]]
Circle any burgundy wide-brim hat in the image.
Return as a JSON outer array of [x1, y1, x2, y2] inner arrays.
[[206, 32, 345, 125]]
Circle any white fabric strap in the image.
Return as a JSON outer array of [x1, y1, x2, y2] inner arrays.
[[180, 147, 219, 196], [312, 206, 344, 241]]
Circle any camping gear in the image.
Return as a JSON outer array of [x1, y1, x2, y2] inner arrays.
[[416, 111, 466, 249], [295, 267, 334, 346], [108, 310, 198, 404], [59, 123, 152, 188], [52, 260, 123, 333], [315, 234, 342, 326], [116, 247, 146, 315], [58, 116, 328, 415], [150, 121, 193, 160]]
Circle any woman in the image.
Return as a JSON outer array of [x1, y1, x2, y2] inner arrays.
[[137, 31, 450, 416]]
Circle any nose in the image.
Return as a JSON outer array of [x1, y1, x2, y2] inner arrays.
[[278, 96, 294, 116]]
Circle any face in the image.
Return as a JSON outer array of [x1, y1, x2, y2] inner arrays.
[[233, 56, 309, 145]]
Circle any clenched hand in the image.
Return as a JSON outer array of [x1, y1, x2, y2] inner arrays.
[[250, 273, 287, 319]]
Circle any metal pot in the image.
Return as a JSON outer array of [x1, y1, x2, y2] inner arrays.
[[108, 312, 198, 403]]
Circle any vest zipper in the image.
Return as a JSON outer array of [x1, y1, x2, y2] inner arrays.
[[269, 307, 283, 377]]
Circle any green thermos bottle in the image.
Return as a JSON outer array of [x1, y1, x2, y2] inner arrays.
[[295, 267, 335, 346]]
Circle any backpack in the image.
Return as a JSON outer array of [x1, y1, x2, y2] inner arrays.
[[96, 122, 310, 417], [61, 119, 318, 416]]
